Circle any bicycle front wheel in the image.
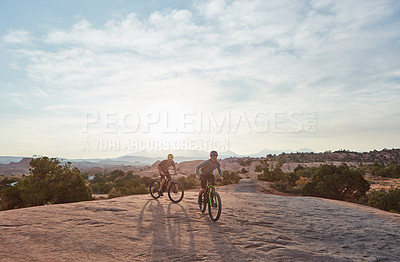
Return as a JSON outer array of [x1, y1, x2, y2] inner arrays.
[[168, 181, 184, 203], [208, 191, 222, 221], [149, 180, 161, 199]]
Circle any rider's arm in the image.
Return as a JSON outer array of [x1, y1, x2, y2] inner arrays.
[[217, 162, 222, 177], [195, 160, 206, 175], [173, 162, 177, 174]]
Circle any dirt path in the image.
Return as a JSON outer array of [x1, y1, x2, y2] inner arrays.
[[1, 179, 400, 261]]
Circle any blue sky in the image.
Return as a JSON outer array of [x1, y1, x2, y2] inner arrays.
[[1, 0, 400, 158]]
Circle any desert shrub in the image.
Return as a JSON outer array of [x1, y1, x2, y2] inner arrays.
[[1, 157, 92, 210], [177, 174, 197, 189], [0, 177, 21, 208], [294, 164, 305, 173], [139, 176, 153, 187], [239, 158, 254, 166], [220, 170, 241, 185], [89, 170, 154, 196], [369, 162, 400, 178], [367, 188, 400, 213], [108, 188, 123, 198], [1, 186, 23, 210], [89, 173, 114, 194], [240, 168, 249, 174], [110, 181, 148, 197], [272, 172, 300, 193], [295, 166, 317, 178], [125, 184, 147, 195], [99, 172, 152, 198], [256, 160, 285, 182], [293, 176, 310, 193], [90, 182, 113, 194], [109, 169, 126, 181], [302, 163, 370, 201], [0, 177, 20, 190]]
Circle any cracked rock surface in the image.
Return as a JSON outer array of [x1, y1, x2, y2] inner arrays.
[[1, 179, 400, 261]]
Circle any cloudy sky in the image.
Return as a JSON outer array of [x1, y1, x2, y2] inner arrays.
[[1, 0, 400, 158]]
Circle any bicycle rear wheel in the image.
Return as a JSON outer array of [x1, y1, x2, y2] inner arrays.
[[208, 191, 222, 221], [149, 180, 161, 199], [168, 181, 184, 203]]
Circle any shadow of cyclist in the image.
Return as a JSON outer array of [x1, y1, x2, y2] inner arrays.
[[203, 205, 246, 260], [136, 198, 197, 261]]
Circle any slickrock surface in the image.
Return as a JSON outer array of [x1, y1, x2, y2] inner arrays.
[[1, 179, 400, 261]]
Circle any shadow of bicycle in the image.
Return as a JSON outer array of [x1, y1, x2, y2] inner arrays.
[[136, 198, 199, 261]]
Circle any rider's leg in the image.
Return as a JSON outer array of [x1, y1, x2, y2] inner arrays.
[[198, 176, 207, 204], [159, 173, 166, 195], [160, 177, 165, 191], [208, 176, 217, 206]]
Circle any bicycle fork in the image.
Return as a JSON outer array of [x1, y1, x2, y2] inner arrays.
[[207, 186, 217, 206]]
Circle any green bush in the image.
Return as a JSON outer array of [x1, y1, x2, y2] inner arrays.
[[302, 163, 370, 201], [271, 172, 300, 193], [93, 171, 152, 198], [221, 170, 241, 185], [256, 160, 285, 182], [367, 188, 400, 213]]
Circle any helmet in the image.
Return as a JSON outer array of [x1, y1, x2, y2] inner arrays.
[[210, 151, 218, 157], [167, 154, 174, 159]]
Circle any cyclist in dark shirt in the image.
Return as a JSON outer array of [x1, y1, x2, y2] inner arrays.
[[195, 151, 223, 204], [157, 154, 177, 196]]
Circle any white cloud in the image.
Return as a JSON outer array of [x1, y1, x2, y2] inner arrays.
[[3, 29, 32, 44], [2, 0, 400, 156]]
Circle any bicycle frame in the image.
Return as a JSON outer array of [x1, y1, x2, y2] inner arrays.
[[160, 176, 174, 192]]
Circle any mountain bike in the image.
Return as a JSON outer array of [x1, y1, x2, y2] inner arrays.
[[199, 184, 222, 222], [149, 175, 184, 203]]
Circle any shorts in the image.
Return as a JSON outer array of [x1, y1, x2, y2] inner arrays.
[[159, 171, 171, 180], [200, 173, 215, 189]]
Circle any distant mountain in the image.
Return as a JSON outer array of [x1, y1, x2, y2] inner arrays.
[[120, 149, 239, 163], [0, 156, 25, 164], [0, 158, 32, 175]]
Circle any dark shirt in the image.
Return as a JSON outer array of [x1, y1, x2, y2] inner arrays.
[[158, 160, 175, 173], [195, 159, 222, 177]]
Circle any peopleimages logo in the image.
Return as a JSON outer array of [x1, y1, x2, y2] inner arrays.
[[82, 110, 317, 152], [83, 111, 317, 134]]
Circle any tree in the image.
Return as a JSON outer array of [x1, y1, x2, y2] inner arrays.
[[1, 157, 92, 210], [302, 163, 370, 201]]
